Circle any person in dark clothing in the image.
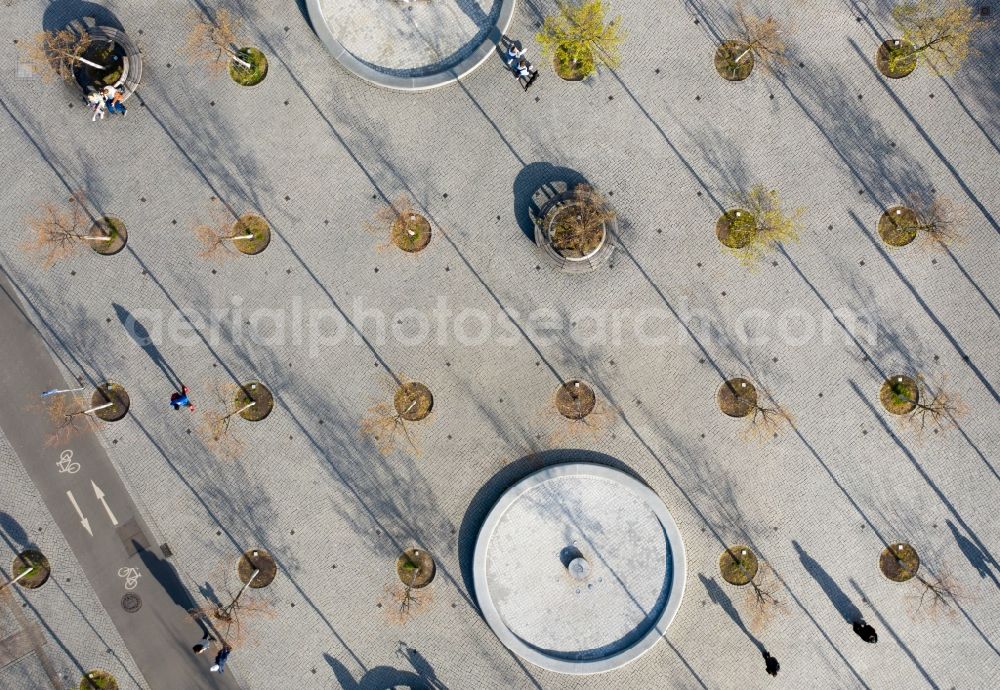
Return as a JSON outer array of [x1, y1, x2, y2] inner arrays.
[[210, 646, 231, 673], [170, 385, 195, 411], [853, 619, 878, 643], [763, 650, 780, 677]]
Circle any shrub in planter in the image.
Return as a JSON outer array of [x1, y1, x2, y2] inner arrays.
[[716, 185, 803, 266], [714, 2, 789, 81], [536, 0, 625, 80], [366, 196, 432, 253], [879, 0, 983, 78], [187, 9, 268, 86]]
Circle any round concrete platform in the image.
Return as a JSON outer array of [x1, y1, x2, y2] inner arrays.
[[305, 0, 518, 91], [472, 463, 687, 674]]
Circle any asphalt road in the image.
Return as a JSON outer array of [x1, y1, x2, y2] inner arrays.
[[0, 265, 242, 690]]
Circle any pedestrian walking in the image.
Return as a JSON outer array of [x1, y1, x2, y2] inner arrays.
[[210, 646, 231, 673], [763, 650, 780, 677], [87, 91, 106, 121], [170, 385, 195, 411], [192, 629, 216, 654], [853, 620, 878, 643]]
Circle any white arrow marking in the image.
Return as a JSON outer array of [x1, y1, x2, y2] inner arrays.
[[66, 490, 92, 536], [91, 481, 118, 526]]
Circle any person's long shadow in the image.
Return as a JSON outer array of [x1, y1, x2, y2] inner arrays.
[[792, 540, 863, 624], [947, 519, 1000, 590], [113, 303, 184, 392], [325, 652, 430, 690], [698, 573, 764, 653], [397, 643, 448, 689]]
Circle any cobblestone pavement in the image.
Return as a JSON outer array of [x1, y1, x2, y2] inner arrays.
[[0, 0, 998, 688]]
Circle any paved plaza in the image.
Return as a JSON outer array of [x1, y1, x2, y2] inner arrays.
[[0, 0, 998, 688]]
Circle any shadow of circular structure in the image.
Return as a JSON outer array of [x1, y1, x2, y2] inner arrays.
[[305, 0, 517, 90], [472, 462, 686, 674]]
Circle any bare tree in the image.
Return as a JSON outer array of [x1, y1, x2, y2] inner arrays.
[[190, 559, 276, 648], [197, 383, 256, 460], [734, 2, 791, 71], [192, 202, 255, 260], [384, 570, 432, 623], [547, 185, 616, 256], [907, 193, 963, 248], [186, 9, 252, 72], [742, 390, 793, 442], [902, 376, 965, 437], [22, 193, 113, 268], [360, 401, 418, 456], [742, 561, 785, 632], [908, 568, 963, 620], [23, 29, 102, 82], [42, 394, 109, 446]]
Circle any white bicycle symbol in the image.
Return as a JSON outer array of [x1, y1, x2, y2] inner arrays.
[[56, 449, 80, 474], [117, 567, 141, 590]]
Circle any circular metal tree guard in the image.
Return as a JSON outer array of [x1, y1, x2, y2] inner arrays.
[[472, 462, 686, 674], [76, 26, 142, 99], [531, 186, 617, 273]]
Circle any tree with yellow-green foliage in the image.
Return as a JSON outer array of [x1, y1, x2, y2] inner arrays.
[[889, 0, 984, 74], [536, 0, 626, 80], [717, 186, 803, 267]]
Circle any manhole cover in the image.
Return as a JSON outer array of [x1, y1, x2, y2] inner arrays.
[[121, 593, 142, 613]]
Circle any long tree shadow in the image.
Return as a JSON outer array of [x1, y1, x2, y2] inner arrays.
[[849, 210, 998, 404], [847, 379, 1000, 657], [847, 578, 941, 688], [847, 38, 999, 235]]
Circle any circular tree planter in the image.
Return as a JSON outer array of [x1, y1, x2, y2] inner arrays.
[[72, 27, 142, 99], [230, 47, 268, 86], [231, 214, 271, 255], [716, 209, 756, 249], [719, 545, 758, 585], [534, 187, 617, 273], [88, 216, 128, 256], [876, 39, 917, 79], [391, 212, 432, 253], [879, 543, 920, 582], [80, 670, 118, 690], [237, 548, 277, 588], [880, 375, 919, 415], [396, 548, 435, 589], [235, 382, 273, 421], [877, 206, 918, 247], [556, 380, 596, 420], [717, 378, 757, 418], [92, 382, 130, 422], [552, 48, 591, 81], [11, 550, 50, 589], [394, 382, 433, 421], [715, 40, 754, 81]]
